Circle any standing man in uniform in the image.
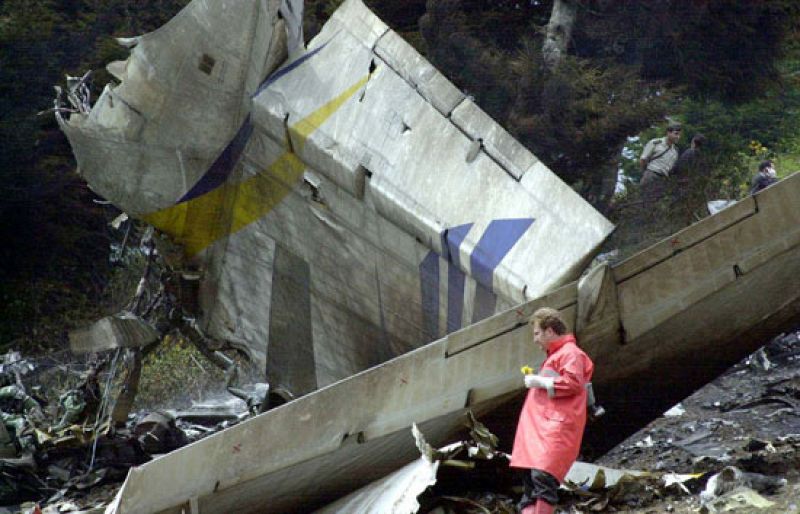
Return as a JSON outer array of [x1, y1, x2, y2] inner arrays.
[[510, 307, 594, 514], [640, 122, 682, 196]]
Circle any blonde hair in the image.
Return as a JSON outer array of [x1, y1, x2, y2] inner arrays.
[[529, 307, 567, 335]]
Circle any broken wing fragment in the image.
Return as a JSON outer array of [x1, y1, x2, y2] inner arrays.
[[56, 0, 613, 400]]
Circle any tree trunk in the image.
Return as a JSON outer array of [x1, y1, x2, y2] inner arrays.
[[542, 0, 577, 71]]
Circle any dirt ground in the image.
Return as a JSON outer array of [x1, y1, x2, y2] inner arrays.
[[580, 328, 800, 513]]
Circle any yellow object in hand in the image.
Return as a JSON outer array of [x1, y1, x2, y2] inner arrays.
[[520, 365, 534, 375]]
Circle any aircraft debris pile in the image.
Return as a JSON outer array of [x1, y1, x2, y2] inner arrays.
[[0, 347, 261, 514], [43, 0, 800, 510]]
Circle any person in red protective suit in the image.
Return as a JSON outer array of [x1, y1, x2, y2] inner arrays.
[[510, 307, 595, 514]]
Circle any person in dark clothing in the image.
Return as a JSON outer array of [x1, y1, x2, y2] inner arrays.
[[671, 134, 706, 178], [750, 160, 777, 195], [670, 133, 707, 224]]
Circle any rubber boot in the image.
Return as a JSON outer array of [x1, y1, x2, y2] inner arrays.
[[532, 500, 555, 514]]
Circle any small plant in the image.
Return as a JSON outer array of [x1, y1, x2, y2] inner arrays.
[[748, 140, 769, 159], [134, 334, 228, 412]]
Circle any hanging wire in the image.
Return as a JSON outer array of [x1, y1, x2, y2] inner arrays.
[[88, 347, 122, 473]]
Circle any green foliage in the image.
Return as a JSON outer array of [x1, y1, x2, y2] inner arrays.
[[680, 75, 800, 199], [774, 153, 800, 178], [418, 1, 672, 205], [770, 25, 800, 176], [304, 0, 422, 41], [610, 26, 800, 258], [575, 0, 799, 102], [511, 49, 671, 202], [0, 277, 106, 355], [673, 1, 797, 101], [419, 0, 527, 121], [434, 0, 550, 51]]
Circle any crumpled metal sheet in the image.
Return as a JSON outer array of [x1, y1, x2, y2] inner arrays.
[[314, 430, 706, 514], [315, 418, 506, 514], [56, 0, 613, 394], [68, 313, 159, 354], [699, 466, 786, 507], [314, 454, 439, 514], [56, 0, 287, 217], [562, 463, 703, 511], [564, 461, 649, 491], [701, 487, 775, 512]]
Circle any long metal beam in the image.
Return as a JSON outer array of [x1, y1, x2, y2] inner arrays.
[[106, 172, 800, 513]]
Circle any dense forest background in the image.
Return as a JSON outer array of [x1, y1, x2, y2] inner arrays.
[[1, 0, 799, 354]]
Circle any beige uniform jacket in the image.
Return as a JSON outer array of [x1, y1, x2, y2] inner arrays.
[[641, 137, 678, 177]]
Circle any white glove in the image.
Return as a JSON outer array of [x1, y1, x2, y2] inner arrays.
[[524, 374, 555, 397]]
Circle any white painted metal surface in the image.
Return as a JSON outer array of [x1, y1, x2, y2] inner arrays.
[[58, 0, 613, 398]]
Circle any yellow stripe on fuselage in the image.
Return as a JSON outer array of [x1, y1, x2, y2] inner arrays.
[[144, 73, 372, 256]]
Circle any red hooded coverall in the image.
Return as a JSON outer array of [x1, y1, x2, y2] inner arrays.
[[510, 333, 594, 482]]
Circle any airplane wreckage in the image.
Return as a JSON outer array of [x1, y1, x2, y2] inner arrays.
[[52, 0, 800, 512]]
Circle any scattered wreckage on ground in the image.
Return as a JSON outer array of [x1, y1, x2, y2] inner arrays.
[[40, 0, 800, 511], [0, 350, 263, 512], [8, 332, 800, 513]]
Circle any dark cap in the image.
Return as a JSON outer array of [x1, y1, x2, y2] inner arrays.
[[667, 122, 682, 131]]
